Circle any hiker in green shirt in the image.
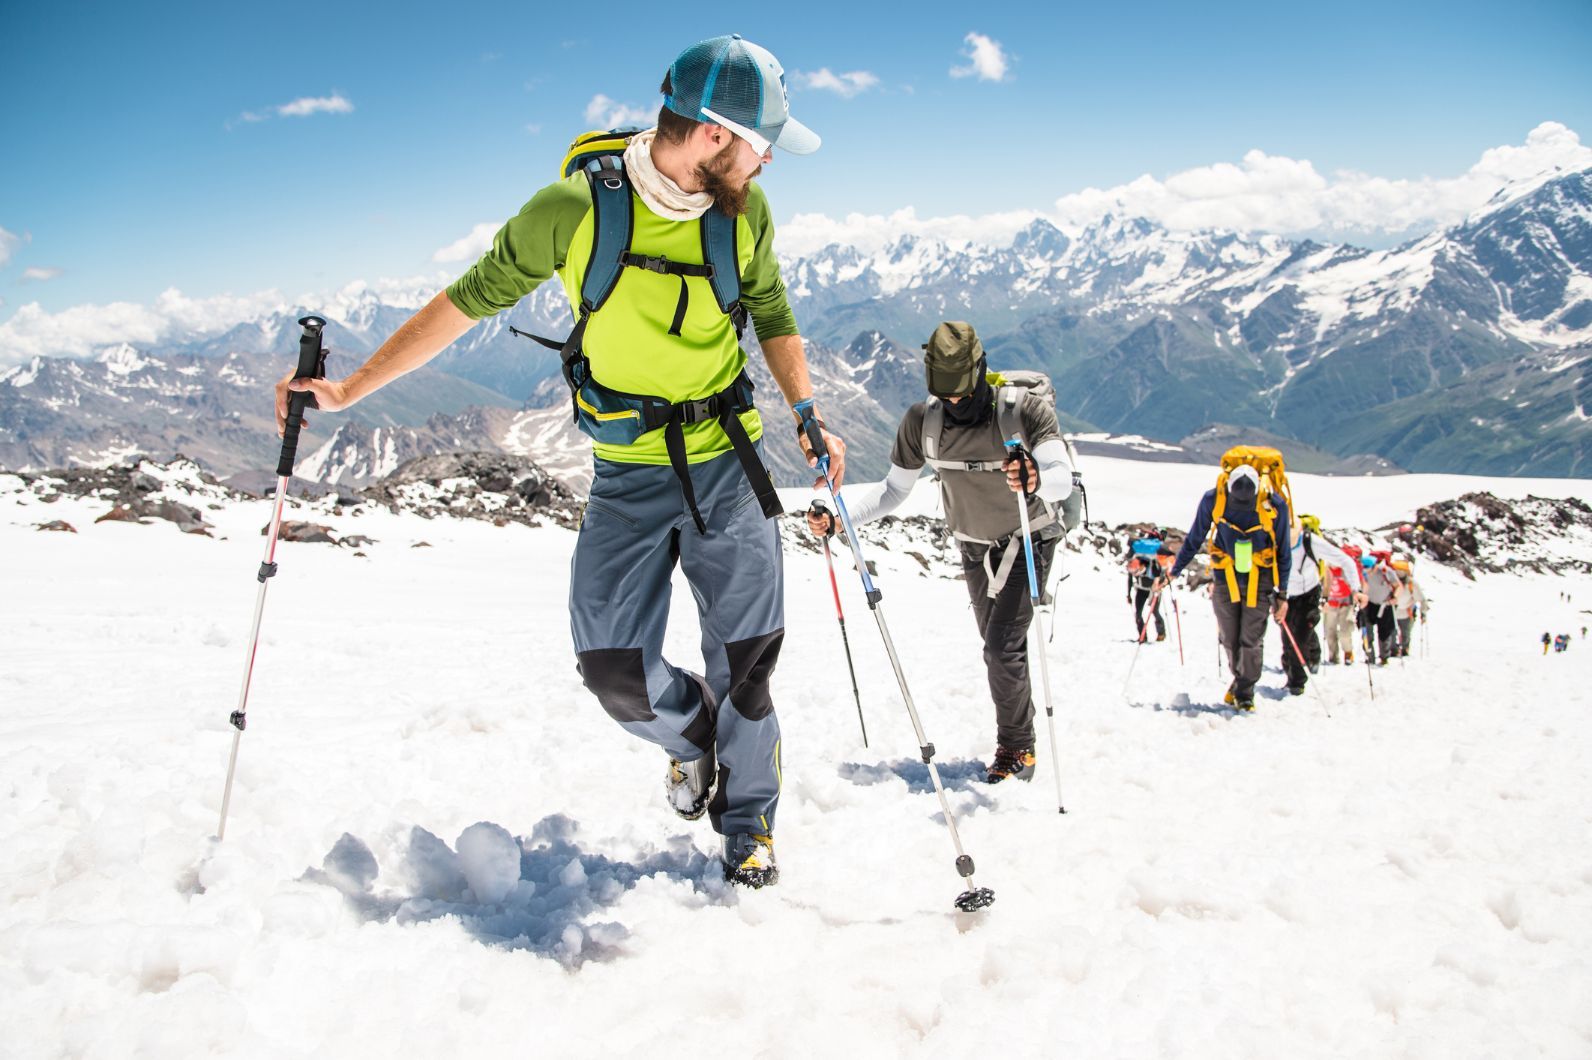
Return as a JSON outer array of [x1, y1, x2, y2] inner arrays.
[[273, 35, 844, 889]]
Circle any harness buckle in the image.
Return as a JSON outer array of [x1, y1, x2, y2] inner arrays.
[[636, 254, 671, 274], [679, 397, 718, 424]]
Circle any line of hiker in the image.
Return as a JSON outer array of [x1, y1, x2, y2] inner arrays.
[[1148, 448, 1437, 708]]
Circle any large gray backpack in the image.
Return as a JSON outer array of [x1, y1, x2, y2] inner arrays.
[[922, 369, 1087, 533]]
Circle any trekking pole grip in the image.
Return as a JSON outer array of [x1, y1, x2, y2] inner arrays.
[[793, 399, 827, 463], [277, 315, 329, 477]]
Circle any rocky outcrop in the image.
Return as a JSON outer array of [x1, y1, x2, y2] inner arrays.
[[1406, 492, 1592, 577]]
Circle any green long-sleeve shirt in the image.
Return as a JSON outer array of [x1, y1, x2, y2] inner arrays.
[[447, 175, 799, 465]]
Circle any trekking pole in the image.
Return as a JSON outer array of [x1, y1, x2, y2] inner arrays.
[[812, 500, 868, 748], [216, 315, 329, 841], [1361, 609, 1377, 702], [1123, 581, 1163, 695], [1170, 590, 1186, 666], [1277, 610, 1331, 719], [802, 411, 995, 912], [1005, 439, 1066, 815]]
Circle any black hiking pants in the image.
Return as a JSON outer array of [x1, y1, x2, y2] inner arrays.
[[1281, 586, 1321, 688], [1358, 604, 1397, 662], [1212, 570, 1274, 701], [1132, 587, 1166, 639], [961, 534, 1058, 751]]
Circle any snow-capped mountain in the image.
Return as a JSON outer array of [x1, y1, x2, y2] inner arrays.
[[782, 167, 1592, 475], [0, 346, 518, 477], [3, 168, 1588, 480]]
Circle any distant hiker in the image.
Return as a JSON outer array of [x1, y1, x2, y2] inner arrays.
[[807, 321, 1075, 784], [1543, 631, 1552, 655], [272, 35, 838, 889], [1127, 534, 1172, 642], [1359, 551, 1403, 665], [1164, 449, 1292, 711], [1325, 543, 1366, 664], [1282, 514, 1363, 694], [1391, 558, 1427, 658], [1554, 633, 1570, 653]]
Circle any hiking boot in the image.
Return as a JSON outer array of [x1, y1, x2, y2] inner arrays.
[[1287, 684, 1306, 696], [1308, 663, 1319, 674], [1345, 651, 1354, 664], [665, 751, 715, 821], [1378, 657, 1389, 667], [986, 746, 1037, 784], [1236, 697, 1256, 712], [1224, 681, 1237, 706], [1156, 632, 1167, 642], [723, 833, 777, 888]]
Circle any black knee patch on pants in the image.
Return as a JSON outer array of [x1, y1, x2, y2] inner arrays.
[[576, 648, 655, 723], [724, 630, 783, 721]]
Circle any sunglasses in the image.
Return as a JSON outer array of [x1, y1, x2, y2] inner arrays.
[[699, 105, 773, 157]]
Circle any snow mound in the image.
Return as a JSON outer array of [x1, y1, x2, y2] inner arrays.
[[301, 816, 727, 967]]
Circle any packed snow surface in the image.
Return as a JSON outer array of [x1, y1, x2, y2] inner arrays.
[[1, 458, 1589, 1057]]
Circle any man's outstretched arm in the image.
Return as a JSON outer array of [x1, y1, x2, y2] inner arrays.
[[273, 290, 478, 436]]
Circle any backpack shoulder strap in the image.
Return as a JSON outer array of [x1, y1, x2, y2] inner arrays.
[[994, 386, 1024, 447], [699, 208, 741, 315], [580, 156, 633, 314], [923, 398, 944, 461]]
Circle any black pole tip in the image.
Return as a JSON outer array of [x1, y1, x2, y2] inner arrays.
[[298, 315, 327, 329], [954, 887, 996, 912]]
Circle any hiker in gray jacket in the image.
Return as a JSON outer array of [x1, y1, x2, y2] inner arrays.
[[806, 321, 1074, 785], [1360, 552, 1403, 664]]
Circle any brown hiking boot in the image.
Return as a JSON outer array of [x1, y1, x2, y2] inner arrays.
[[986, 746, 1036, 784]]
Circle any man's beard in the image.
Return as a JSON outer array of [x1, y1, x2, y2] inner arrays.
[[695, 141, 759, 217]]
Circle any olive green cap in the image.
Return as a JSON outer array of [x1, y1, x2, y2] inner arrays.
[[923, 321, 984, 398]]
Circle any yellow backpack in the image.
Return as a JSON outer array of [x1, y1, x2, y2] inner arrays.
[[1208, 445, 1296, 607]]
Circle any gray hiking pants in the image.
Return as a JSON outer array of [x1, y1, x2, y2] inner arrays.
[[1212, 570, 1274, 700], [961, 533, 1058, 750], [570, 447, 784, 839]]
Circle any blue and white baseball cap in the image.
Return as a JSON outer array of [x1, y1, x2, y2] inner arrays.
[[665, 35, 821, 156]]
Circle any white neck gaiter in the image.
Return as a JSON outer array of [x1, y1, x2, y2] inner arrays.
[[623, 128, 714, 221]]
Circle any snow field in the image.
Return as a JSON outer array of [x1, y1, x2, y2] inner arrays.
[[1, 466, 1590, 1058]]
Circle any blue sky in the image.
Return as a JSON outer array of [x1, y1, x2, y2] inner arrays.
[[2, 0, 1589, 320]]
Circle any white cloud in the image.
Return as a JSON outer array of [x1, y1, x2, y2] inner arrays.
[[1051, 121, 1592, 237], [232, 94, 354, 128], [779, 122, 1592, 256], [276, 94, 354, 118], [793, 68, 881, 98], [433, 222, 500, 263], [780, 206, 1046, 259], [0, 227, 23, 268], [19, 266, 62, 283], [0, 275, 454, 368], [584, 94, 654, 130], [951, 32, 1010, 82]]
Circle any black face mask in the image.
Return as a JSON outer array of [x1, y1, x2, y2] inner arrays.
[[943, 371, 993, 428]]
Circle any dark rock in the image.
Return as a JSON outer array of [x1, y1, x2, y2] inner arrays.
[[95, 506, 145, 524], [36, 520, 77, 533], [365, 451, 582, 531], [274, 521, 338, 544]]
